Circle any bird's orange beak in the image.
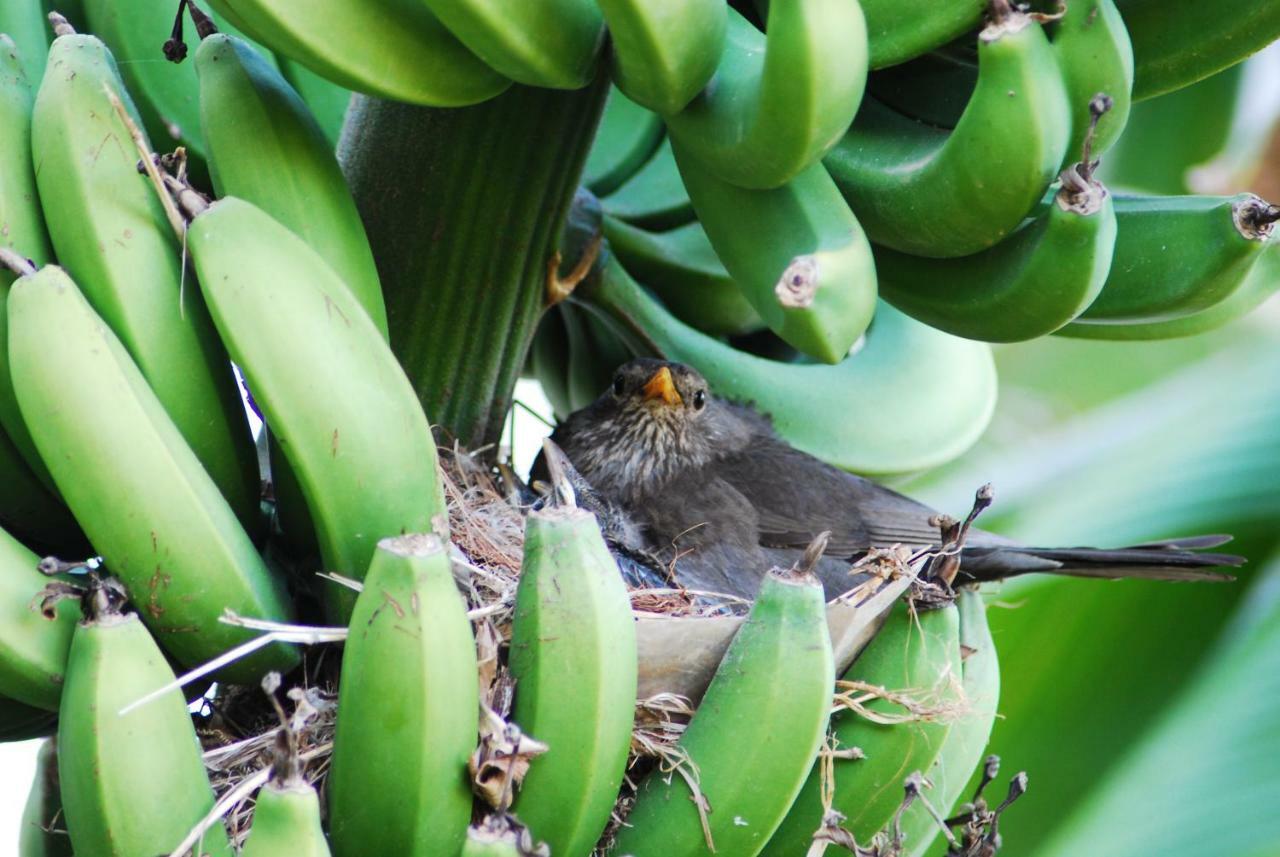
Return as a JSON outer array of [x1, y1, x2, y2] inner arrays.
[[641, 366, 683, 406]]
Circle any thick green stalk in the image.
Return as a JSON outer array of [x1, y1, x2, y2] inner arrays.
[[339, 74, 609, 448]]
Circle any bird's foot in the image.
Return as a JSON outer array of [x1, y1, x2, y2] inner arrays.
[[545, 229, 603, 306]]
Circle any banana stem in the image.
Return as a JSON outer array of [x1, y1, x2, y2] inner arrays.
[[0, 248, 37, 278], [339, 72, 610, 450], [46, 12, 74, 37]]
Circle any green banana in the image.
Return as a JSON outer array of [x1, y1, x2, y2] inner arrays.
[[207, 0, 510, 105], [195, 30, 388, 336], [0, 523, 78, 710], [57, 590, 232, 857], [763, 599, 964, 853], [1049, 0, 1133, 163], [0, 692, 56, 742], [673, 144, 877, 362], [1118, 0, 1280, 100], [328, 534, 477, 857], [589, 256, 997, 475], [7, 264, 298, 681], [19, 738, 73, 857], [595, 0, 725, 114], [421, 0, 603, 89], [277, 57, 349, 147], [1068, 193, 1278, 325], [32, 28, 261, 532], [184, 197, 448, 619], [602, 216, 762, 336], [875, 161, 1117, 342], [612, 568, 834, 855], [0, 0, 48, 85], [600, 136, 694, 229], [861, 0, 986, 69], [826, 2, 1072, 257], [583, 87, 664, 197], [240, 779, 330, 857], [510, 507, 637, 856], [900, 589, 1000, 857], [664, 1, 867, 190]]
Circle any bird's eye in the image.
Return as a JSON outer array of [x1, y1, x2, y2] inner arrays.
[[612, 375, 625, 397], [693, 390, 706, 410]]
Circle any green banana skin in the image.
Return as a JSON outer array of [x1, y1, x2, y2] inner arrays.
[[422, 0, 603, 89], [861, 0, 986, 69], [0, 693, 56, 742], [0, 524, 78, 710], [674, 142, 877, 363], [1049, 0, 1133, 164], [8, 266, 298, 681], [195, 32, 388, 337], [763, 600, 963, 853], [58, 610, 232, 857], [612, 571, 834, 856], [1070, 194, 1277, 325], [901, 590, 1000, 857], [601, 136, 694, 229], [583, 87, 664, 197], [328, 535, 477, 857], [208, 0, 510, 106], [240, 783, 331, 857], [0, 0, 49, 85], [277, 57, 349, 147], [510, 507, 637, 856], [32, 32, 262, 533], [664, 1, 867, 190], [876, 168, 1117, 342], [19, 738, 74, 857], [1118, 0, 1280, 100], [185, 198, 448, 620], [596, 0, 725, 115], [603, 216, 762, 336], [1060, 244, 1280, 340], [589, 256, 997, 475], [827, 8, 1072, 258]]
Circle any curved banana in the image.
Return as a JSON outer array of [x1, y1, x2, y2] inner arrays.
[[901, 590, 1000, 857], [603, 216, 762, 336], [277, 58, 349, 147], [826, 2, 1072, 258], [1068, 193, 1278, 325], [664, 1, 867, 190], [421, 0, 603, 89], [0, 693, 56, 743], [207, 0, 510, 106], [612, 568, 834, 855], [875, 162, 1117, 342], [600, 136, 694, 229], [7, 265, 298, 681], [763, 600, 963, 853], [861, 0, 986, 69], [510, 507, 637, 855], [0, 0, 48, 85], [0, 524, 77, 710], [1119, 0, 1280, 100], [596, 0, 725, 115], [589, 256, 997, 475], [32, 29, 261, 532], [240, 780, 330, 857], [184, 198, 447, 620], [1049, 0, 1133, 163], [57, 593, 232, 857], [195, 31, 388, 336], [19, 738, 72, 857], [583, 87, 664, 197], [328, 534, 477, 857]]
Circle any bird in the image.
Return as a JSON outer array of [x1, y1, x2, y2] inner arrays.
[[532, 358, 1244, 602]]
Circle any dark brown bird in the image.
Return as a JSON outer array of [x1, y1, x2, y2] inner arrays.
[[534, 358, 1242, 601]]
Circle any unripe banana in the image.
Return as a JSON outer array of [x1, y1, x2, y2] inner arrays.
[[0, 524, 78, 710], [875, 163, 1117, 342], [207, 0, 510, 105], [595, 0, 725, 115], [0, 0, 48, 86], [611, 568, 834, 856], [1049, 0, 1133, 163], [194, 31, 388, 336], [588, 256, 996, 475], [664, 1, 867, 190], [7, 265, 298, 681], [32, 30, 261, 532], [184, 198, 448, 619], [57, 593, 232, 857], [827, 3, 1072, 258], [0, 692, 56, 742], [584, 87, 664, 197], [861, 0, 986, 69], [239, 781, 330, 857], [328, 534, 477, 857], [277, 58, 349, 147], [510, 507, 637, 855], [601, 136, 694, 229], [763, 599, 964, 854], [19, 738, 73, 857]]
